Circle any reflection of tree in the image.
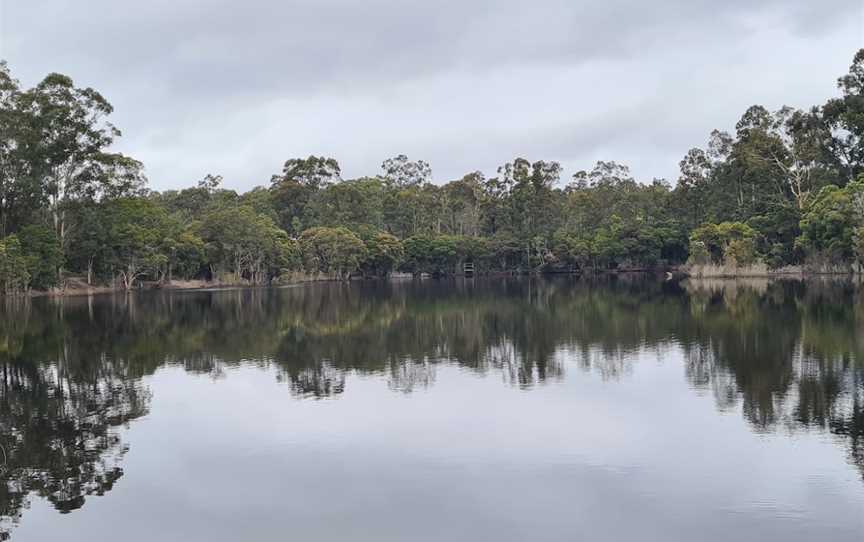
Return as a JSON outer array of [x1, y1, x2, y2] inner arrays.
[[388, 359, 436, 393], [0, 275, 862, 502], [681, 279, 864, 481], [0, 359, 150, 539], [276, 361, 346, 398]]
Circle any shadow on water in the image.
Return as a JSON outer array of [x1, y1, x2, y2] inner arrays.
[[0, 276, 862, 537]]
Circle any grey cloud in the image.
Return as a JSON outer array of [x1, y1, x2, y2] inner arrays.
[[0, 0, 861, 190]]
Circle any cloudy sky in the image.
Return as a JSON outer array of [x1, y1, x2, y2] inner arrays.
[[1, 1, 861, 192]]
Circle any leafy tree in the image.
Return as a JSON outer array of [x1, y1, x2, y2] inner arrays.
[[270, 156, 340, 234], [299, 227, 366, 279], [358, 231, 403, 277], [676, 148, 713, 228], [17, 224, 63, 289], [162, 229, 206, 283], [3, 52, 864, 293], [101, 198, 173, 289], [313, 177, 384, 231], [688, 222, 756, 267], [797, 180, 864, 265], [63, 201, 107, 284], [0, 63, 42, 237], [442, 172, 483, 236], [16, 72, 144, 246], [196, 204, 297, 283], [823, 49, 864, 183], [238, 186, 278, 222], [381, 154, 432, 187], [0, 235, 29, 293]]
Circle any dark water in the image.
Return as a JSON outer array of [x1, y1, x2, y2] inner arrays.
[[0, 277, 862, 541]]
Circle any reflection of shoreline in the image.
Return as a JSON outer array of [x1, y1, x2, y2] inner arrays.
[[684, 274, 862, 291], [0, 277, 861, 535]]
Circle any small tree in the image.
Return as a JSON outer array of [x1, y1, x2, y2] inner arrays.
[[0, 236, 30, 294]]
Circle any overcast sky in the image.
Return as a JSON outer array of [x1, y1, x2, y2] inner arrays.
[[1, 1, 862, 192]]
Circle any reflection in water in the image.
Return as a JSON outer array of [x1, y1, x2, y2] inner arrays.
[[0, 277, 862, 538], [0, 304, 150, 539]]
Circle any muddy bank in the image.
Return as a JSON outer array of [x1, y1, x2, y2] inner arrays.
[[25, 273, 327, 298]]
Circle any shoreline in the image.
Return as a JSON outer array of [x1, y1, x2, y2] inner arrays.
[[10, 266, 862, 299]]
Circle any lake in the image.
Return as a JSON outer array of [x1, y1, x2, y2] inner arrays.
[[1, 277, 862, 541]]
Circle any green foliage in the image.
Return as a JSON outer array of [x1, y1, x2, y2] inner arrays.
[[299, 227, 366, 279], [196, 204, 297, 284], [0, 236, 29, 293], [270, 156, 340, 234], [101, 198, 175, 289], [747, 204, 803, 268], [688, 222, 757, 267], [401, 235, 488, 275], [165, 230, 207, 280], [797, 180, 863, 265], [2, 49, 864, 293], [17, 224, 63, 289], [823, 49, 864, 183], [313, 177, 384, 231], [358, 231, 403, 277]]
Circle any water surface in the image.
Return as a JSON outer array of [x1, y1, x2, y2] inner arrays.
[[1, 278, 862, 541]]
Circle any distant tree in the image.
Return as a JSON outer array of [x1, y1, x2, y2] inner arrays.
[[299, 227, 366, 279], [101, 198, 172, 289], [196, 204, 297, 284], [270, 156, 340, 234], [823, 49, 864, 183], [442, 172, 483, 236], [16, 72, 144, 247], [797, 178, 864, 266], [359, 231, 403, 277], [0, 235, 29, 293], [313, 177, 385, 231], [676, 148, 713, 227], [381, 154, 432, 187], [17, 224, 63, 290], [198, 173, 223, 192], [688, 222, 757, 267]]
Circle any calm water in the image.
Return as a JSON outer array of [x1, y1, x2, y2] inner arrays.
[[0, 277, 862, 541]]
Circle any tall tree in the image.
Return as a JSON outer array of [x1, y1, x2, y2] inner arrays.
[[17, 73, 143, 248], [381, 154, 432, 187], [823, 48, 864, 183], [270, 156, 340, 234]]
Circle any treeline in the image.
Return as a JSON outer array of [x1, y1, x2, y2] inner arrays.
[[1, 50, 863, 292]]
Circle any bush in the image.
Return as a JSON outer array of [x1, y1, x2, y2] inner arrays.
[[688, 222, 757, 267]]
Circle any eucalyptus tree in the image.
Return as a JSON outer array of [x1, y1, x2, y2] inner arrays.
[[312, 177, 385, 231], [270, 156, 340, 234], [196, 203, 298, 284], [0, 235, 28, 294], [298, 226, 366, 279], [823, 49, 864, 183], [441, 172, 483, 237], [381, 154, 432, 187], [16, 73, 144, 247]]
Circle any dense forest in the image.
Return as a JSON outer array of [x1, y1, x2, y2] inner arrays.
[[1, 50, 863, 293]]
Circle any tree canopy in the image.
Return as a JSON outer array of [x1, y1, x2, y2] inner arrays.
[[1, 50, 863, 293]]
